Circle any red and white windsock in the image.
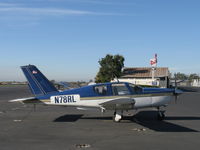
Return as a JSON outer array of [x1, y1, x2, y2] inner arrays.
[[150, 54, 157, 67]]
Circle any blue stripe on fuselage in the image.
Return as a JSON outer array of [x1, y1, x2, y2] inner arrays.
[[143, 88, 174, 94]]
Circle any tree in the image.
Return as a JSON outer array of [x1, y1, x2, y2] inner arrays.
[[95, 54, 125, 83], [188, 73, 200, 81], [174, 72, 188, 80]]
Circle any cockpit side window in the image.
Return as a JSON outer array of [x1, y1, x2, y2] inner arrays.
[[112, 83, 130, 95], [129, 83, 142, 94], [94, 85, 107, 96]]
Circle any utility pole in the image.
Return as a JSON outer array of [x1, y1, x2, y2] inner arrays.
[[150, 54, 157, 86]]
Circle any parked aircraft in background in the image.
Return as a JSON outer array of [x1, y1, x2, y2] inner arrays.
[[10, 65, 182, 122]]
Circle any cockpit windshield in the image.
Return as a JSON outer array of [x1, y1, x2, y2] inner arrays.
[[128, 83, 143, 94], [112, 83, 130, 95]]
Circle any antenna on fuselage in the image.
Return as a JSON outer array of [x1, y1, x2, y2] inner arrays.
[[113, 73, 119, 83]]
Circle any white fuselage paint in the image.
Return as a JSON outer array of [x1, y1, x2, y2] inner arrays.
[[46, 95, 174, 110]]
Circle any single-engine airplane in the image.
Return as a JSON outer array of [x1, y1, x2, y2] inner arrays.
[[10, 65, 182, 122]]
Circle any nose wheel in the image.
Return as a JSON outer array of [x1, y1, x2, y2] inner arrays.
[[113, 111, 122, 122]]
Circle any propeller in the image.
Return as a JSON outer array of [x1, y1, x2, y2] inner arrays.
[[174, 73, 182, 104], [172, 73, 198, 103], [173, 73, 183, 103], [174, 73, 178, 103]]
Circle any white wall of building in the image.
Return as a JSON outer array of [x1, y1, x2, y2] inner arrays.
[[112, 78, 160, 87], [192, 79, 200, 87]]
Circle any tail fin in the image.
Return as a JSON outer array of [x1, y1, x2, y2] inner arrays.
[[21, 65, 58, 96]]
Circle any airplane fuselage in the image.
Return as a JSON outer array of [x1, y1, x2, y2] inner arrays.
[[35, 82, 174, 110]]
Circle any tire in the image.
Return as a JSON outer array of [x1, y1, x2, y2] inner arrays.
[[157, 112, 165, 121]]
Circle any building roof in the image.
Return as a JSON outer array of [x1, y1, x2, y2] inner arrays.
[[121, 67, 169, 78]]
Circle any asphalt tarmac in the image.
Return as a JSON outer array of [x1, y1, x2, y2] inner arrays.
[[0, 85, 200, 150]]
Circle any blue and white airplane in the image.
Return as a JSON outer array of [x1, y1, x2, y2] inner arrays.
[[11, 65, 182, 122]]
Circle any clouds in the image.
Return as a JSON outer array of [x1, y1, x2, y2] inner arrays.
[[0, 7, 95, 16], [0, 2, 127, 27], [25, 0, 136, 5], [0, 2, 127, 16], [0, 2, 17, 7], [61, 0, 136, 5]]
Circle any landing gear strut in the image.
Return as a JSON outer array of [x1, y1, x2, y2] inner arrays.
[[113, 111, 122, 122], [157, 107, 165, 121]]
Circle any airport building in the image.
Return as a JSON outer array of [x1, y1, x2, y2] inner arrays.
[[174, 79, 200, 87], [113, 67, 170, 88], [191, 79, 200, 87]]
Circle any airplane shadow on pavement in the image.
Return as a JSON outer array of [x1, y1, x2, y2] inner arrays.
[[54, 111, 199, 132], [132, 111, 199, 132], [54, 114, 83, 122]]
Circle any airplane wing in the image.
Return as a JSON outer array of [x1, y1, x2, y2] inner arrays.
[[9, 97, 38, 103], [100, 97, 135, 110]]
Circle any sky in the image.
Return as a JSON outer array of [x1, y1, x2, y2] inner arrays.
[[0, 0, 200, 81]]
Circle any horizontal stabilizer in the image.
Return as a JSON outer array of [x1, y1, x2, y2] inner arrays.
[[9, 97, 38, 103]]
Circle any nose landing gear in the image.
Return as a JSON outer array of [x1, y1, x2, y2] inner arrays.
[[113, 111, 123, 122]]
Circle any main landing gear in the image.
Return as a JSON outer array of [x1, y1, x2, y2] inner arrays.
[[113, 111, 122, 122], [157, 107, 165, 121], [112, 108, 166, 122]]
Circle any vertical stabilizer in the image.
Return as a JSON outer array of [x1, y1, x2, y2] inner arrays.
[[21, 65, 58, 96]]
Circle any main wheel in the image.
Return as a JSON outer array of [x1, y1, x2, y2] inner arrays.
[[157, 112, 165, 121]]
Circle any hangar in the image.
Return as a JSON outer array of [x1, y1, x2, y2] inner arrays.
[[113, 67, 170, 88]]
